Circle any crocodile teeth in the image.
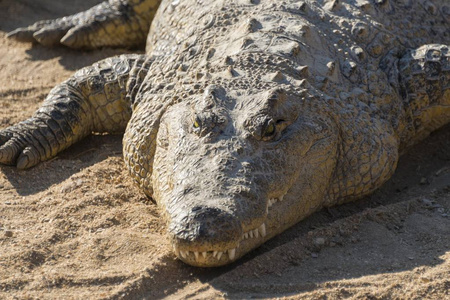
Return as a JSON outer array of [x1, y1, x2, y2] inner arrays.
[[259, 223, 266, 237], [241, 222, 267, 241], [174, 219, 271, 263], [228, 248, 236, 260], [268, 198, 279, 208], [268, 195, 286, 209]]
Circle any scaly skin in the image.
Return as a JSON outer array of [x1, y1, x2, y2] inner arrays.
[[2, 0, 449, 267], [0, 54, 147, 168]]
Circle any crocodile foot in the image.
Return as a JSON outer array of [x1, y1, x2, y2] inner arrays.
[[0, 120, 61, 169], [6, 0, 160, 49]]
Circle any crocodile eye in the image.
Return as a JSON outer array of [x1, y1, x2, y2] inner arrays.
[[193, 119, 200, 129], [262, 120, 276, 139]]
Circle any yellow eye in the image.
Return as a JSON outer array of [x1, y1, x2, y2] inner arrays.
[[263, 122, 275, 137], [193, 120, 200, 129]]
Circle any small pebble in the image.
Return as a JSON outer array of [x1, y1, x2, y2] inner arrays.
[[422, 198, 434, 206], [314, 237, 326, 246], [311, 253, 319, 258]]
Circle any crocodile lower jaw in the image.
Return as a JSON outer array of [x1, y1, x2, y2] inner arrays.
[[172, 196, 285, 267]]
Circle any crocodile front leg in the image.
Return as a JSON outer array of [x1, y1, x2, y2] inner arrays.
[[383, 44, 450, 149], [0, 54, 151, 169], [7, 0, 161, 49], [398, 44, 450, 148]]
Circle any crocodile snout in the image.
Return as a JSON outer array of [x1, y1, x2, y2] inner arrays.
[[169, 205, 242, 249], [168, 205, 247, 266]]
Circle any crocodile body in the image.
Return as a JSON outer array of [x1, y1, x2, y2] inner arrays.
[[2, 0, 449, 267]]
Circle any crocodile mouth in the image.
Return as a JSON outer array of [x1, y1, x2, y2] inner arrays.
[[171, 195, 285, 267]]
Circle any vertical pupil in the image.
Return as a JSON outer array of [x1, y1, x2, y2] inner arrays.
[[265, 123, 275, 136]]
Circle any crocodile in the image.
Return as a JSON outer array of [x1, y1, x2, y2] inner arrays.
[[2, 0, 449, 267]]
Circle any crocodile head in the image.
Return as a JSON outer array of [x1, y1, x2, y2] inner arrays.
[[150, 83, 338, 267]]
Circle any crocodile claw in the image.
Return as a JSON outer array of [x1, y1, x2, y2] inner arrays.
[[0, 125, 44, 169], [6, 27, 36, 43]]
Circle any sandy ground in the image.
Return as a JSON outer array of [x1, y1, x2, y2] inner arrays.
[[0, 1, 449, 299]]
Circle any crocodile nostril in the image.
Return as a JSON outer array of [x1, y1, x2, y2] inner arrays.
[[183, 187, 194, 195], [191, 205, 202, 212], [169, 206, 242, 248]]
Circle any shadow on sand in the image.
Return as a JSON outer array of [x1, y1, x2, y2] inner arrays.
[[1, 134, 124, 196]]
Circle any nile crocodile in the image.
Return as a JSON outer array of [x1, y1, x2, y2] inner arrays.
[[2, 0, 449, 267]]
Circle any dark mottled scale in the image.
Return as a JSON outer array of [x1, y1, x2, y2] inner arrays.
[[127, 56, 154, 105], [399, 45, 449, 107], [398, 45, 450, 145]]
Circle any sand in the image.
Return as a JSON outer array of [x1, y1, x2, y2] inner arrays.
[[0, 0, 449, 299]]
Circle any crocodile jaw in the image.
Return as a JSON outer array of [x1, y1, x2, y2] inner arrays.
[[170, 196, 287, 267]]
